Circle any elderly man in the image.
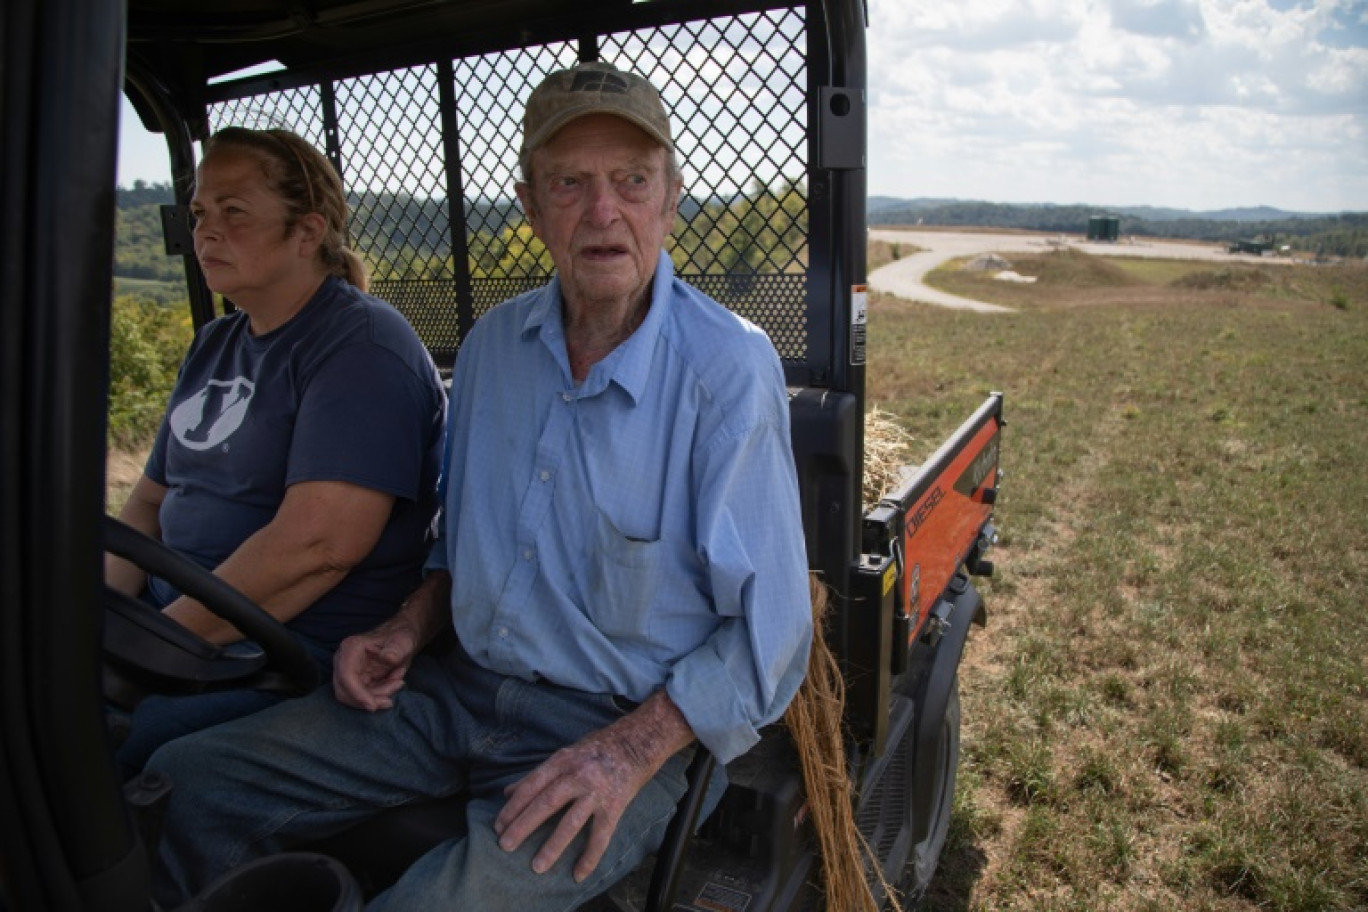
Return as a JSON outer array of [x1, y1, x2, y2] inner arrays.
[[148, 61, 812, 911]]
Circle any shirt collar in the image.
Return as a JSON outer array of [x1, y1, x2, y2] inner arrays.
[[608, 250, 674, 404], [521, 276, 560, 337], [520, 250, 674, 405]]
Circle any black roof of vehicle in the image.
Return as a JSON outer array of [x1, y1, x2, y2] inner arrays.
[[126, 0, 797, 133]]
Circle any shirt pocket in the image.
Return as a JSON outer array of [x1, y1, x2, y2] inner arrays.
[[585, 507, 660, 640]]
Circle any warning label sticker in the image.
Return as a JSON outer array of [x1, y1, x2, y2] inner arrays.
[[850, 283, 868, 365]]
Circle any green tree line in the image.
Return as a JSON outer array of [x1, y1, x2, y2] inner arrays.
[[116, 194, 187, 282], [116, 179, 810, 284], [120, 182, 1365, 283], [347, 178, 809, 281]]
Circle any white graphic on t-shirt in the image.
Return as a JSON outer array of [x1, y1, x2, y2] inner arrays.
[[169, 377, 255, 451]]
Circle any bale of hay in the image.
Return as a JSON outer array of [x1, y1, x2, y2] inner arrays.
[[864, 407, 917, 511]]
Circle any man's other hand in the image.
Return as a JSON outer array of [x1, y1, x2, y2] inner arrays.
[[493, 691, 694, 882], [332, 625, 419, 711]]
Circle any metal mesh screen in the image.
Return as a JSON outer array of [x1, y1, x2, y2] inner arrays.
[[855, 706, 914, 886], [211, 86, 325, 148], [452, 43, 579, 324], [337, 67, 462, 365], [856, 723, 910, 859], [207, 6, 810, 365], [603, 8, 810, 358], [337, 66, 451, 281]]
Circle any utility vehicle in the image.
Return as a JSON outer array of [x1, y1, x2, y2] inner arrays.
[[0, 0, 1003, 909]]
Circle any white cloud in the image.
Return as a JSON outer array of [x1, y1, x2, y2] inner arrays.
[[1109, 0, 1208, 41], [116, 2, 1368, 212], [867, 0, 1368, 211]]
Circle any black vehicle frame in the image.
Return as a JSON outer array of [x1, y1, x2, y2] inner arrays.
[[1, 1, 1000, 910]]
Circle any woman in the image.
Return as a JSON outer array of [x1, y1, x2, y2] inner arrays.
[[106, 127, 447, 778]]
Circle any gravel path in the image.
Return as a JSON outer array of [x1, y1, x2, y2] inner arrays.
[[867, 229, 1284, 311]]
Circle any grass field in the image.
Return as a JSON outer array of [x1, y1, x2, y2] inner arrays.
[[114, 275, 190, 305], [865, 249, 1368, 911], [102, 247, 1366, 908], [869, 238, 923, 273]]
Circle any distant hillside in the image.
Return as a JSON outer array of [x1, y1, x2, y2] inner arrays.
[[868, 195, 962, 214], [115, 183, 182, 283], [1111, 204, 1324, 223], [868, 197, 1368, 258], [117, 181, 175, 209], [114, 180, 806, 282], [116, 185, 1368, 265]]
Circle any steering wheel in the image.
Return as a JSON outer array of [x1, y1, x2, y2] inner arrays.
[[102, 515, 320, 695]]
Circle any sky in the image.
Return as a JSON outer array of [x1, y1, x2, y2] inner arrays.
[[865, 0, 1368, 212], [117, 0, 1368, 214]]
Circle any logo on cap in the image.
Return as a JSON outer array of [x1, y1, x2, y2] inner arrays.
[[570, 70, 629, 95]]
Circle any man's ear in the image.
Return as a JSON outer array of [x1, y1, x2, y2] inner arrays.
[[515, 182, 540, 232]]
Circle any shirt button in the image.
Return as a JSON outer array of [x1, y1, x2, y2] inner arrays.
[[497, 627, 508, 638], [540, 470, 551, 482], [522, 548, 534, 561], [561, 391, 573, 403]]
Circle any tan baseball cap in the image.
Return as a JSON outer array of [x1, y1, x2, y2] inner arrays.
[[521, 61, 674, 156]]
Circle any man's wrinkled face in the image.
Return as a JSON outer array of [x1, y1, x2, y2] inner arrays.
[[517, 114, 680, 314]]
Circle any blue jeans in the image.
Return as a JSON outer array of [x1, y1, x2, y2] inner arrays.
[[148, 643, 691, 911], [115, 635, 335, 780]]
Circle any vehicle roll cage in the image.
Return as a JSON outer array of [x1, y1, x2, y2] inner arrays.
[[124, 0, 869, 392], [124, 0, 871, 614], [1, 3, 928, 910]]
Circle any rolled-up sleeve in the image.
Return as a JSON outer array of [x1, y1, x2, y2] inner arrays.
[[667, 406, 812, 763]]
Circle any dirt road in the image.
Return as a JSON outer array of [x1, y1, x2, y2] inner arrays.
[[867, 228, 1284, 311]]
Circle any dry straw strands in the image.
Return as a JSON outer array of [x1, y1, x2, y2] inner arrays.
[[783, 575, 904, 912], [863, 407, 917, 511]]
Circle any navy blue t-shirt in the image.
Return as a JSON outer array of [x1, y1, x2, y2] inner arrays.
[[144, 276, 446, 647]]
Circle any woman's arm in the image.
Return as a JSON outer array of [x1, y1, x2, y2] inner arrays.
[[160, 479, 395, 645], [105, 474, 168, 596]]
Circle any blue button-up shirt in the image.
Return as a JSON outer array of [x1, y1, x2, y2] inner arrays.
[[428, 251, 811, 762]]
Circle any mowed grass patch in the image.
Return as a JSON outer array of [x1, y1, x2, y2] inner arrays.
[[869, 238, 925, 273], [924, 248, 1368, 314], [867, 261, 1368, 911], [113, 276, 191, 305]]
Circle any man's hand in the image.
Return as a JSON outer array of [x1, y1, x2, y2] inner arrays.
[[493, 691, 694, 882], [333, 571, 452, 711], [332, 624, 419, 711]]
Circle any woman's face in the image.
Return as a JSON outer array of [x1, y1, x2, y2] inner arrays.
[[190, 147, 322, 310]]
